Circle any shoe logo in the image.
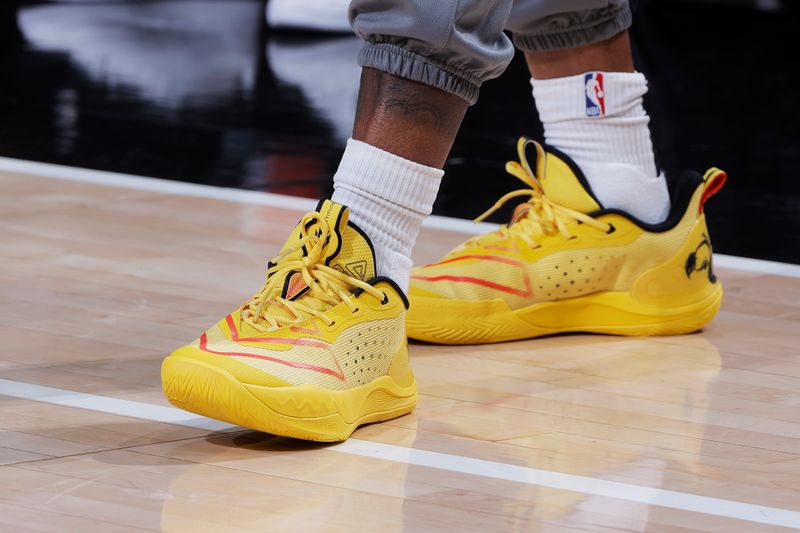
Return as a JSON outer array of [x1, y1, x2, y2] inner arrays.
[[684, 234, 717, 283], [585, 72, 606, 117], [346, 260, 367, 280], [332, 260, 368, 280]]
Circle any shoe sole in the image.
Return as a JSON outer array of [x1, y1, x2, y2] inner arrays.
[[161, 357, 418, 442], [407, 285, 723, 344]]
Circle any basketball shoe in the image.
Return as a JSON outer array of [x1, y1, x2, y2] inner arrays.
[[162, 200, 417, 441], [407, 138, 726, 344]]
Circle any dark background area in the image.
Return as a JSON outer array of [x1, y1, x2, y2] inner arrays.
[[1, 0, 797, 263]]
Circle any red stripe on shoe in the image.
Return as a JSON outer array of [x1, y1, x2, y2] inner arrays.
[[411, 274, 532, 298], [199, 333, 345, 381], [430, 254, 523, 267], [225, 314, 328, 348], [415, 254, 532, 297]]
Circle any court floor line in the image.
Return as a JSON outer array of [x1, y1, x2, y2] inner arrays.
[[2, 155, 799, 279], [0, 156, 496, 237], [1, 377, 798, 529]]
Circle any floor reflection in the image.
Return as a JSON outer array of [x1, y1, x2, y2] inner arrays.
[[142, 335, 726, 531], [399, 335, 723, 531]]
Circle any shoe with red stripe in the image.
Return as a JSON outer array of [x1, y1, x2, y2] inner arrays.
[[162, 200, 417, 441], [407, 137, 726, 344]]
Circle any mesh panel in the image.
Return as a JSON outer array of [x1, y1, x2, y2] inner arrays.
[[413, 192, 699, 310], [202, 316, 404, 391]]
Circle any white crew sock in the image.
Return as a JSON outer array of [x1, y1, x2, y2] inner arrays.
[[531, 72, 670, 224], [331, 139, 443, 293]]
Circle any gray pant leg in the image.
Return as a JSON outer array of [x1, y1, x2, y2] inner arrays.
[[349, 0, 514, 105], [506, 0, 632, 51]]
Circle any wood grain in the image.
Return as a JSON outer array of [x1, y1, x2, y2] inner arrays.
[[1, 172, 798, 532]]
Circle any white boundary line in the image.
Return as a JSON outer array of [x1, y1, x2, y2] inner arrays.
[[1, 378, 799, 528], [712, 254, 800, 278], [0, 378, 231, 431], [2, 156, 799, 279]]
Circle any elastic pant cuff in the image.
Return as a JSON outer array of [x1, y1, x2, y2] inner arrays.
[[512, 3, 632, 52], [358, 42, 481, 105]]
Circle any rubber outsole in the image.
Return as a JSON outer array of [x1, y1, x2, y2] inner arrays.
[[161, 356, 418, 442], [406, 286, 723, 345]]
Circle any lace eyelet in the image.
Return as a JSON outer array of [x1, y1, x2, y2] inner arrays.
[[329, 321, 336, 327], [381, 293, 389, 305], [352, 308, 360, 314], [606, 224, 616, 234]]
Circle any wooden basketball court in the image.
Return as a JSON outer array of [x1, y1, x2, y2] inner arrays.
[[1, 161, 799, 532]]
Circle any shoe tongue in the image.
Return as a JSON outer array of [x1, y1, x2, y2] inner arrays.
[[531, 142, 603, 214], [276, 199, 376, 300]]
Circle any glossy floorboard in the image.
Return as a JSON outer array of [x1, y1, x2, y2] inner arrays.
[[1, 169, 799, 532]]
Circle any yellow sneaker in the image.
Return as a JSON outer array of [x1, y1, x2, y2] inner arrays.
[[162, 200, 417, 441], [407, 138, 727, 344]]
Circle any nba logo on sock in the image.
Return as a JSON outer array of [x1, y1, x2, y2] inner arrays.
[[585, 72, 605, 117]]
